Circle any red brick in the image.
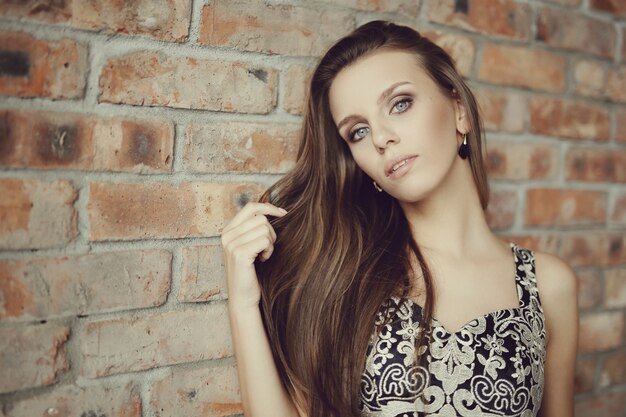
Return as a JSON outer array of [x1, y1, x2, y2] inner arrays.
[[503, 234, 560, 254], [478, 44, 565, 92], [2, 382, 141, 417], [321, 0, 420, 15], [426, 0, 530, 40], [565, 147, 626, 182], [485, 140, 558, 180], [604, 267, 626, 308], [149, 364, 242, 417], [0, 1, 191, 42], [561, 233, 626, 267], [0, 31, 86, 99], [198, 0, 354, 56], [607, 64, 626, 103], [99, 52, 277, 114], [575, 391, 626, 417], [0, 250, 171, 321], [524, 188, 606, 227], [0, 110, 173, 173], [576, 269, 602, 309], [0, 1, 71, 24], [615, 106, 626, 143], [578, 311, 624, 352], [0, 179, 76, 250], [73, 0, 190, 42], [574, 356, 596, 393], [528, 96, 610, 141], [0, 323, 69, 394], [600, 350, 626, 387], [590, 0, 626, 16], [422, 30, 476, 77], [573, 59, 606, 98], [88, 182, 263, 241], [611, 191, 626, 224], [79, 303, 232, 378], [543, 0, 581, 5], [536, 7, 616, 59], [183, 122, 299, 174], [623, 27, 626, 63], [282, 64, 313, 115], [485, 190, 517, 230], [180, 244, 226, 303], [475, 89, 525, 133]]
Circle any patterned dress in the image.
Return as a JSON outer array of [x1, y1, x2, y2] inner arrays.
[[360, 242, 546, 417]]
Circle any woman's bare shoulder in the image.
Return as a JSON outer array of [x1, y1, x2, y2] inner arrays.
[[532, 250, 577, 300], [532, 249, 579, 346]]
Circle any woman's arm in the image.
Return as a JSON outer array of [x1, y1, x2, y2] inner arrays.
[[221, 202, 304, 417], [228, 302, 304, 417], [535, 251, 579, 417]]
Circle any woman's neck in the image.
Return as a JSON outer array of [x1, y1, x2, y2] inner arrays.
[[400, 159, 499, 260]]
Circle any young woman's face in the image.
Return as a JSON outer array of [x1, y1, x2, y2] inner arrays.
[[328, 49, 469, 203]]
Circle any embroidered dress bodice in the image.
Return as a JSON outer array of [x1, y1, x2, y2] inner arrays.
[[360, 243, 546, 417]]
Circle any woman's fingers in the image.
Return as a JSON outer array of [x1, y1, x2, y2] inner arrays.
[[220, 201, 286, 307], [225, 211, 277, 248], [226, 223, 274, 265], [259, 244, 274, 262], [222, 202, 287, 234]]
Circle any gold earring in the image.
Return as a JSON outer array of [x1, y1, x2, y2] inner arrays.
[[373, 180, 383, 192]]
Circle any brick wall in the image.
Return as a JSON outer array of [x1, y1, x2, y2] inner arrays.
[[0, 0, 624, 415]]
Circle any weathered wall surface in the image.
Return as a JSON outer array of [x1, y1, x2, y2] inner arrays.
[[0, 0, 625, 415]]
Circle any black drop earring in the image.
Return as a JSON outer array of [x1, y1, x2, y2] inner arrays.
[[458, 132, 469, 159]]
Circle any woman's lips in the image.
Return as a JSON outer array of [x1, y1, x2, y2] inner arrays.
[[386, 156, 417, 179]]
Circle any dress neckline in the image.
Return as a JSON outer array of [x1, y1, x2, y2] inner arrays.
[[398, 241, 524, 336]]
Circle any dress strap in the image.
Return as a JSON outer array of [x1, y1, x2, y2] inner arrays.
[[511, 242, 543, 311]]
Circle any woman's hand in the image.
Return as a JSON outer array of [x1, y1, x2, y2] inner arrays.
[[220, 202, 287, 310]]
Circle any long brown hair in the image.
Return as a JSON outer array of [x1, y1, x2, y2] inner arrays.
[[255, 20, 489, 417]]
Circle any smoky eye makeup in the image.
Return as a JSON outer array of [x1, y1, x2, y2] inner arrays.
[[347, 125, 369, 142], [339, 90, 416, 142], [389, 94, 414, 112]]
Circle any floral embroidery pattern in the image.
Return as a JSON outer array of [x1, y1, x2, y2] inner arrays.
[[360, 243, 546, 417]]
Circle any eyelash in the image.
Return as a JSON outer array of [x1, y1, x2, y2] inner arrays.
[[347, 97, 413, 142]]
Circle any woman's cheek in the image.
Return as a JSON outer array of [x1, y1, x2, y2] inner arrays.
[[354, 154, 378, 179]]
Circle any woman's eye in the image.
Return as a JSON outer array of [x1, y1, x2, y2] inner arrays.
[[350, 126, 369, 142], [391, 98, 412, 114]]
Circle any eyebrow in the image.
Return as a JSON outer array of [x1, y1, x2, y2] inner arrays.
[[336, 81, 412, 132]]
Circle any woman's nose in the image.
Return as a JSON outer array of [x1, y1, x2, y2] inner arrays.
[[371, 122, 399, 152]]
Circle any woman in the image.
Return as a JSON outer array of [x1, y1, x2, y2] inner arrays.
[[221, 20, 578, 417]]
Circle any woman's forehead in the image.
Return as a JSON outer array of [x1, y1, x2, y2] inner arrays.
[[328, 50, 432, 117], [332, 50, 428, 89]]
